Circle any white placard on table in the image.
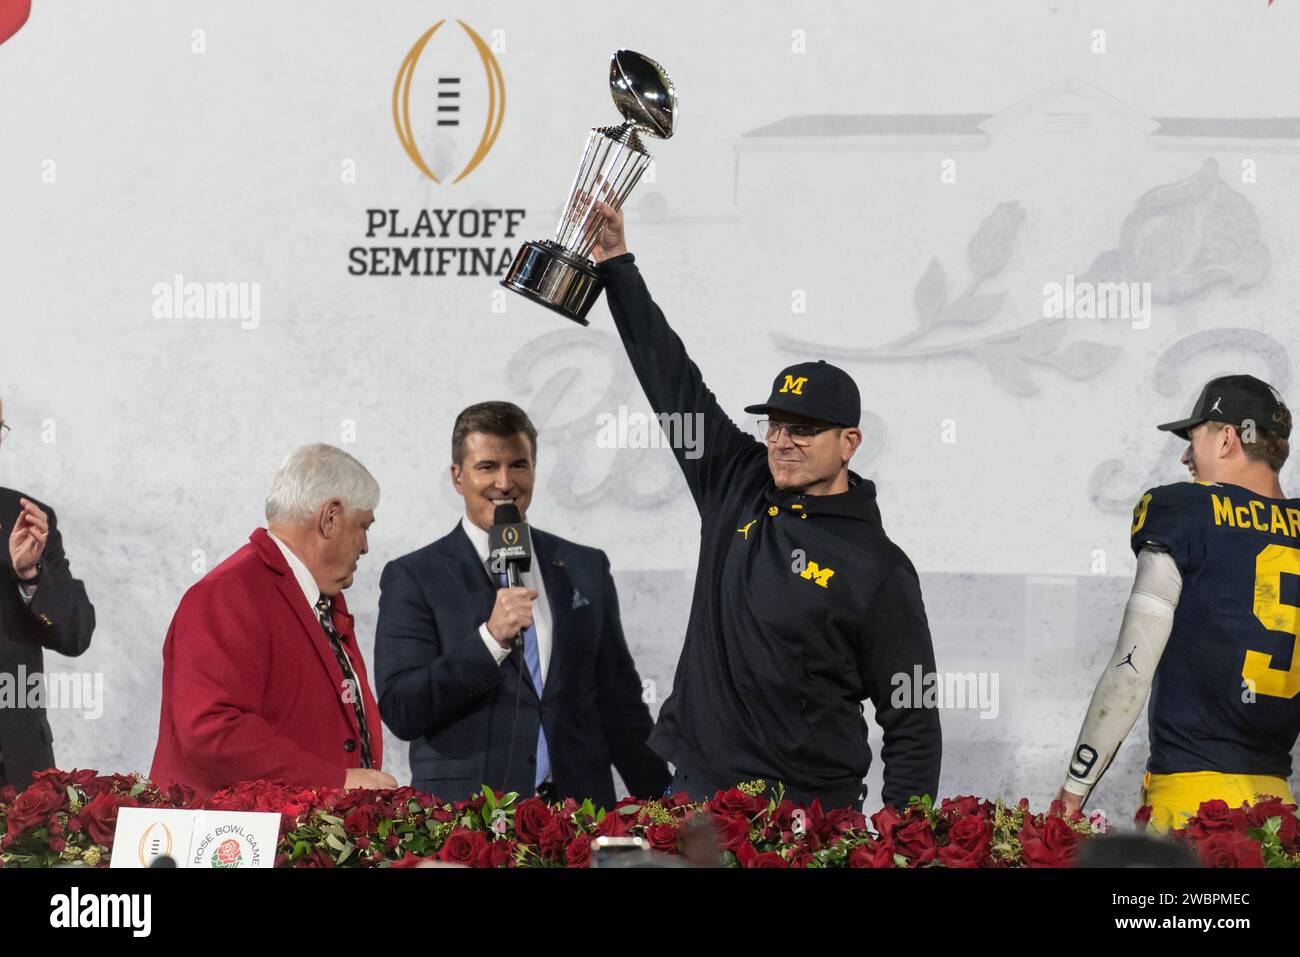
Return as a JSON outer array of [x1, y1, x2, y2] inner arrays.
[[110, 808, 281, 869]]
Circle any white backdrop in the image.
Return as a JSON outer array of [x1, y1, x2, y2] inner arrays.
[[2, 0, 1298, 815]]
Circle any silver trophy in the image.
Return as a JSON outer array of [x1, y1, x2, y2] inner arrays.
[[501, 49, 677, 325]]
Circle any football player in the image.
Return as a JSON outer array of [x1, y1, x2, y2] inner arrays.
[[1058, 374, 1299, 830]]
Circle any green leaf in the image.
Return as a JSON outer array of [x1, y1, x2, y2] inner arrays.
[[128, 781, 148, 798]]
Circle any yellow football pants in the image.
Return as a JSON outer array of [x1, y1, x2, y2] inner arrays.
[[1141, 771, 1296, 832]]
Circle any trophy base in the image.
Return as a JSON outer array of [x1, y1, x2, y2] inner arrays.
[[500, 241, 604, 326]]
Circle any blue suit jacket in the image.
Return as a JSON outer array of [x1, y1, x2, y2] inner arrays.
[[374, 523, 669, 809]]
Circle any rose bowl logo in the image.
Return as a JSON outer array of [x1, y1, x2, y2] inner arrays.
[[211, 838, 243, 869], [393, 19, 506, 185]]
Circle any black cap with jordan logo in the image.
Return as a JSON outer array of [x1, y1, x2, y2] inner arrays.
[[1157, 374, 1291, 440], [743, 359, 861, 427]]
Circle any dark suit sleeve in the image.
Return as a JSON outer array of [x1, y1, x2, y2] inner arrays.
[[595, 253, 766, 515], [15, 504, 95, 658], [374, 559, 503, 742], [859, 563, 942, 809], [593, 552, 671, 799]]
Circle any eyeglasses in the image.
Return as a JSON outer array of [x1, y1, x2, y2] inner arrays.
[[756, 419, 838, 446]]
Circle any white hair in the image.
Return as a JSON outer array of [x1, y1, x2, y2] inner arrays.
[[264, 443, 380, 525]]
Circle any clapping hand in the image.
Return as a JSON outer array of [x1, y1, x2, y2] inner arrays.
[[8, 498, 48, 581]]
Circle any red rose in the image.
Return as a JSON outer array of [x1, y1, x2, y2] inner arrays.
[[893, 819, 937, 866], [438, 828, 488, 866], [342, 805, 379, 836], [1018, 816, 1080, 868], [565, 834, 592, 868], [940, 814, 992, 867], [847, 841, 896, 868], [645, 822, 680, 854], [1192, 800, 1238, 833], [825, 807, 868, 835], [787, 846, 816, 868], [4, 779, 64, 841], [709, 814, 751, 854], [388, 852, 427, 868], [536, 816, 576, 861], [1134, 804, 1153, 826], [870, 805, 904, 839], [595, 811, 634, 838], [710, 788, 765, 817], [477, 839, 517, 869], [936, 843, 983, 868], [737, 842, 788, 868], [940, 795, 985, 819], [456, 793, 488, 815], [1246, 798, 1298, 851], [79, 792, 138, 847], [163, 783, 198, 807], [662, 791, 695, 812], [852, 842, 894, 868], [1196, 831, 1264, 868], [513, 797, 553, 845]]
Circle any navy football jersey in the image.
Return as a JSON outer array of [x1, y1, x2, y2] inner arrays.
[[1131, 481, 1300, 776]]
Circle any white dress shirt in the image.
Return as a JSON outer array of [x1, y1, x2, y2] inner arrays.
[[461, 515, 552, 686], [267, 530, 323, 616]]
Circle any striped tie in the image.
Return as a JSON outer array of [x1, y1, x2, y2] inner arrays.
[[315, 595, 373, 769]]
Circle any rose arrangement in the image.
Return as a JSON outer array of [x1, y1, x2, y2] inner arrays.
[[2, 769, 1297, 868], [1144, 796, 1300, 868]]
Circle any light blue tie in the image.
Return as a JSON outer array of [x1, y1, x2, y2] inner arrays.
[[500, 573, 551, 789]]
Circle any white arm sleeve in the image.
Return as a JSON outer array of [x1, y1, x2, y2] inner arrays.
[[1061, 548, 1183, 800]]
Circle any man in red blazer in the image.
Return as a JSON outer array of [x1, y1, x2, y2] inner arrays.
[[151, 444, 396, 797]]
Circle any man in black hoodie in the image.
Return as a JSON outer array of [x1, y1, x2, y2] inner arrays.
[[587, 201, 941, 811]]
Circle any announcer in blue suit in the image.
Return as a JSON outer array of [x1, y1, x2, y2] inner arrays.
[[375, 401, 669, 807]]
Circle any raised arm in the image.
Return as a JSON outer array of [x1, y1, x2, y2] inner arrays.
[[590, 201, 764, 513]]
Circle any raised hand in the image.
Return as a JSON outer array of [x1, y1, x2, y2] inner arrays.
[[8, 498, 48, 580]]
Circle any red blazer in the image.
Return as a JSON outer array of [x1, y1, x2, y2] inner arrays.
[[150, 528, 383, 797]]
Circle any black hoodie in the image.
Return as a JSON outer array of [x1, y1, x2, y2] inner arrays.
[[595, 253, 942, 807]]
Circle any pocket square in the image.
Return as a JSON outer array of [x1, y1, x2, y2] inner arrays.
[[571, 589, 590, 610]]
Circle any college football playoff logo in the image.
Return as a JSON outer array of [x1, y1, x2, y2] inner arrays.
[[393, 19, 506, 184]]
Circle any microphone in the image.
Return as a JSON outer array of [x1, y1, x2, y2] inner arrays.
[[489, 502, 532, 795], [488, 503, 532, 588]]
